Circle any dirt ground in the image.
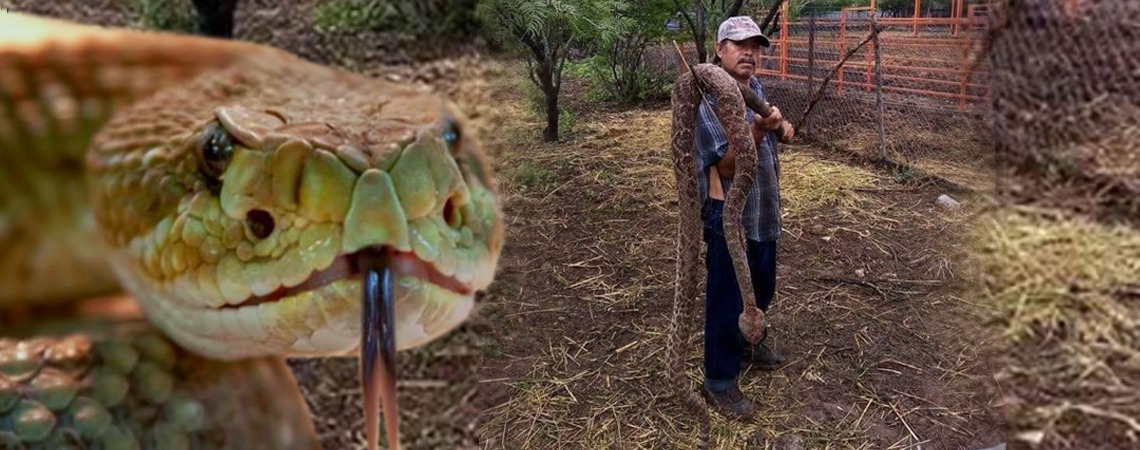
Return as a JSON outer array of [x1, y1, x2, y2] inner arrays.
[[474, 65, 1005, 449]]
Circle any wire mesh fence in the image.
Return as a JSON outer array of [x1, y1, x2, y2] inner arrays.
[[990, 0, 1140, 193], [751, 2, 996, 188], [985, 2, 1140, 448]]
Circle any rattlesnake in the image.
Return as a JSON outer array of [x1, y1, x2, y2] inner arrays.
[[668, 63, 773, 448], [0, 12, 502, 450]]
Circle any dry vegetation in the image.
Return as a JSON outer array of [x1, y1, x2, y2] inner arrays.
[[475, 62, 1004, 449], [978, 180, 1140, 450]]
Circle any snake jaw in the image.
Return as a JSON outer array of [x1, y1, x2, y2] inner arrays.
[[104, 124, 498, 360], [222, 247, 474, 309]]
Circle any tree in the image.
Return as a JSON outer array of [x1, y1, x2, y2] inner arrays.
[[587, 0, 676, 103], [191, 0, 238, 38], [478, 0, 586, 142]]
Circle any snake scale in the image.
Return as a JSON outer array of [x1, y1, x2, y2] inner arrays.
[[668, 64, 769, 449], [0, 12, 502, 450]]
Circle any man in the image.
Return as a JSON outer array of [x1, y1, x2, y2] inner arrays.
[[694, 16, 794, 420]]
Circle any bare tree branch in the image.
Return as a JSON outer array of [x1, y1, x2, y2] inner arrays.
[[796, 25, 884, 134], [728, 0, 746, 16], [758, 0, 783, 32]]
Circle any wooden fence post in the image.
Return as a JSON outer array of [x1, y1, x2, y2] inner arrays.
[[873, 15, 887, 161]]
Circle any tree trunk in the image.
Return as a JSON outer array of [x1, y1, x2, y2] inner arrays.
[[694, 0, 708, 63], [759, 0, 783, 34], [191, 0, 238, 38], [532, 60, 560, 142], [542, 83, 560, 142]]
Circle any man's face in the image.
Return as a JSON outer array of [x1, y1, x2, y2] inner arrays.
[[716, 38, 763, 81]]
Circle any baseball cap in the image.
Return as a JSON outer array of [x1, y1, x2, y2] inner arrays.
[[717, 16, 771, 47]]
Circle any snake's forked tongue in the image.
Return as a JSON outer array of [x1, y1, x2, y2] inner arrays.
[[360, 250, 400, 450]]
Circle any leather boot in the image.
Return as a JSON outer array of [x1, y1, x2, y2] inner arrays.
[[746, 325, 786, 371], [702, 384, 757, 421]]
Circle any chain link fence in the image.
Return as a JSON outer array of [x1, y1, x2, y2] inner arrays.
[[752, 3, 995, 188], [990, 0, 1140, 194], [642, 2, 996, 188]]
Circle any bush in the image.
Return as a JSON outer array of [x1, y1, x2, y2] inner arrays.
[[565, 48, 673, 105], [121, 0, 198, 33], [312, 0, 402, 33], [313, 0, 478, 38]]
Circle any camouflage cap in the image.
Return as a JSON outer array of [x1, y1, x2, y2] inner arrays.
[[716, 16, 771, 47]]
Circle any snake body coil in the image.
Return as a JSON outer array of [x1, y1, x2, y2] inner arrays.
[[669, 64, 766, 449]]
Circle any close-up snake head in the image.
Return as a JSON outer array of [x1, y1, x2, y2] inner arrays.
[[86, 55, 503, 361]]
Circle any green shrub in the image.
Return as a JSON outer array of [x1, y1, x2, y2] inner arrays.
[[121, 0, 198, 33], [313, 0, 478, 37]]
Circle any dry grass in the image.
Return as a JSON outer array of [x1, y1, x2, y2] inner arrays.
[[780, 153, 878, 220], [972, 204, 1140, 448], [972, 207, 1140, 343]]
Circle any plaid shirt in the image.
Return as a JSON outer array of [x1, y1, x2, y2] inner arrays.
[[694, 75, 782, 242]]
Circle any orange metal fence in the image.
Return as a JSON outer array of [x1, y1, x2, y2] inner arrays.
[[755, 2, 994, 112]]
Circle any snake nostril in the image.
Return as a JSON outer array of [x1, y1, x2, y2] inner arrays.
[[443, 197, 462, 229], [246, 209, 276, 240]]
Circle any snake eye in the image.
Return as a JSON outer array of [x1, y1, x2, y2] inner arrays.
[[196, 122, 234, 183], [441, 118, 461, 154]]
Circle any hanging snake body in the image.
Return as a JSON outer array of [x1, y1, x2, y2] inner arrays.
[[669, 64, 769, 449], [0, 12, 502, 449]]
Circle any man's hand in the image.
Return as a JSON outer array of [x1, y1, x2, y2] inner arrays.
[[753, 106, 783, 132], [778, 122, 795, 143], [752, 106, 795, 144]]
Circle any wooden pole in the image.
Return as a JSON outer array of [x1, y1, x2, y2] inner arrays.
[[958, 5, 974, 111], [913, 0, 921, 35], [806, 12, 816, 134], [780, 0, 790, 80], [950, 0, 957, 35], [873, 15, 887, 161], [838, 9, 847, 96], [807, 13, 816, 92], [865, 7, 875, 91]]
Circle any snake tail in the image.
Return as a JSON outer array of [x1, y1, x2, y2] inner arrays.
[[360, 250, 400, 450], [669, 68, 712, 450]]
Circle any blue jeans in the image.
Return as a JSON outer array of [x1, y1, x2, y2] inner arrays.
[[701, 199, 778, 393]]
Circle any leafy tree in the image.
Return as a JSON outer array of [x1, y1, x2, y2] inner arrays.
[[312, 0, 480, 38], [478, 0, 587, 142], [586, 0, 676, 103], [123, 0, 199, 33]]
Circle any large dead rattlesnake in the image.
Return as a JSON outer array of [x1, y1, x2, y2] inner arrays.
[[668, 63, 780, 449]]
